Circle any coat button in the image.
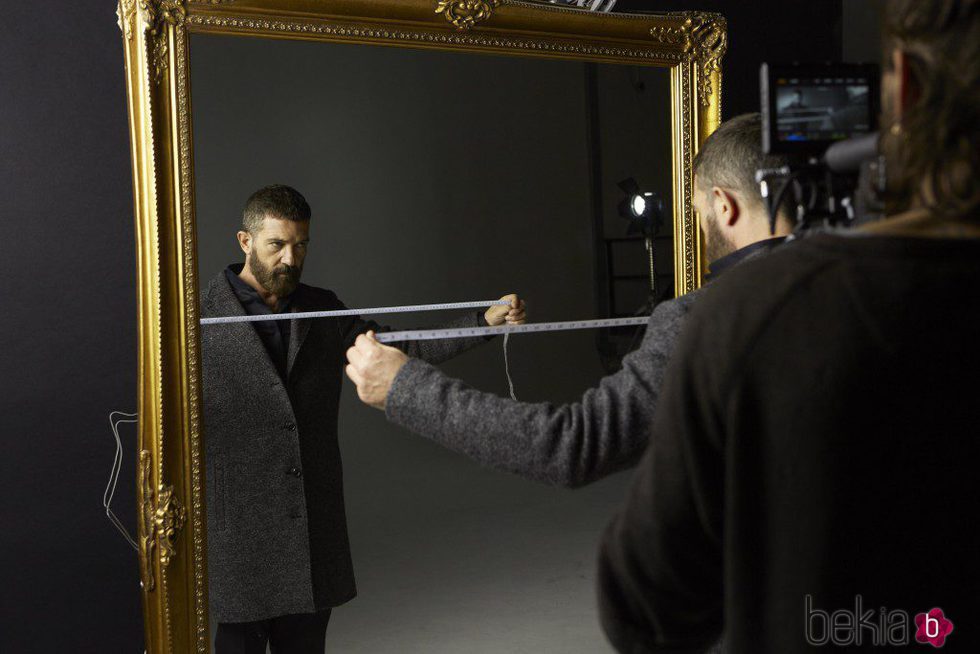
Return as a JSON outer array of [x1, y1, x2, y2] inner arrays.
[[288, 467, 303, 478], [285, 422, 296, 431]]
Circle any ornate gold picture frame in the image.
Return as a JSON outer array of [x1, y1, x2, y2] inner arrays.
[[117, 1, 725, 651]]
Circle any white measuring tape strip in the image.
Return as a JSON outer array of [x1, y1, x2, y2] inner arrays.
[[200, 299, 511, 325], [105, 411, 139, 551], [374, 315, 650, 343], [503, 333, 516, 400], [201, 297, 646, 401]]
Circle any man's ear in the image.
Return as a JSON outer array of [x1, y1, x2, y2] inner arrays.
[[712, 187, 741, 227], [892, 49, 918, 123], [236, 230, 252, 256]]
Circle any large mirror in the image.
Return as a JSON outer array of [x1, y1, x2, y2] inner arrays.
[[118, 2, 724, 652], [193, 35, 671, 651]]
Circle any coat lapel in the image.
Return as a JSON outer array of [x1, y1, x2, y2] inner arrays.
[[287, 288, 312, 377], [203, 273, 282, 382]]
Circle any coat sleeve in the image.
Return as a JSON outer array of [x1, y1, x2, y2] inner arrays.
[[384, 297, 694, 488], [596, 295, 725, 653], [334, 298, 492, 364]]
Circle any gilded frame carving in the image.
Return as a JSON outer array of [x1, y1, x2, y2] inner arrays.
[[117, 1, 726, 651]]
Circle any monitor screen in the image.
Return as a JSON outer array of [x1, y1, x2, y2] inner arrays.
[[774, 75, 873, 144]]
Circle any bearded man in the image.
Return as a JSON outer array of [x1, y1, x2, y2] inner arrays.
[[200, 184, 525, 654]]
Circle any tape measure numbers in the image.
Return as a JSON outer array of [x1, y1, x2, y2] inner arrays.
[[374, 316, 650, 343], [200, 297, 649, 403], [201, 300, 511, 325], [200, 296, 650, 343]]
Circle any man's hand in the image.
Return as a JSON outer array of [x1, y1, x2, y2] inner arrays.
[[485, 294, 527, 326], [345, 331, 409, 410]]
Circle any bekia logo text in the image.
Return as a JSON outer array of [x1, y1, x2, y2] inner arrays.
[[805, 595, 953, 647]]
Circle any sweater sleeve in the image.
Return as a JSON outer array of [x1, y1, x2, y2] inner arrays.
[[385, 296, 695, 487]]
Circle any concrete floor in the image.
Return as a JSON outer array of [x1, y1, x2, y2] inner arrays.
[[328, 409, 631, 653], [209, 421, 631, 653]]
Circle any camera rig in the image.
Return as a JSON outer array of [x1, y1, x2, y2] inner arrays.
[[759, 62, 884, 232]]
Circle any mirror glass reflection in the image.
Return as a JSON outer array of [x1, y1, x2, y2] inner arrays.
[[191, 33, 672, 651]]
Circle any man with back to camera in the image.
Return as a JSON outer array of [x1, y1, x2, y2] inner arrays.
[[199, 184, 526, 654], [598, 1, 980, 651], [344, 113, 793, 488]]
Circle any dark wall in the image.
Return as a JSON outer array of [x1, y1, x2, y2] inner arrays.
[[617, 0, 844, 118], [843, 0, 883, 64], [0, 1, 855, 651], [0, 3, 143, 653]]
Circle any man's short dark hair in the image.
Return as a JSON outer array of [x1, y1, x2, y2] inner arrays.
[[693, 113, 789, 214], [242, 185, 311, 233]]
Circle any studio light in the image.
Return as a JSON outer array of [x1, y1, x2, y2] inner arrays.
[[614, 177, 668, 313], [631, 194, 649, 218], [617, 177, 666, 238]]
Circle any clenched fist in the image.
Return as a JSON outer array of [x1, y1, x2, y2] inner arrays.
[[345, 331, 409, 410], [485, 294, 527, 326]]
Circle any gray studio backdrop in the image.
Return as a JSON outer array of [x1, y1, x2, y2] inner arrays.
[[190, 35, 668, 653]]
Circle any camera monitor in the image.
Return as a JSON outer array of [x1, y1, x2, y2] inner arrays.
[[761, 63, 879, 155]]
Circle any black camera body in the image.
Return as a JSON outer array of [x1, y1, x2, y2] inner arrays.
[[759, 62, 884, 231]]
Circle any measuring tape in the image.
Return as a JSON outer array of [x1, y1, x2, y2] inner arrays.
[[375, 316, 650, 343], [201, 299, 510, 325], [201, 297, 649, 343], [201, 299, 647, 401]]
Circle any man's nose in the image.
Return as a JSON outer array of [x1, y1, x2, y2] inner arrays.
[[280, 247, 295, 266]]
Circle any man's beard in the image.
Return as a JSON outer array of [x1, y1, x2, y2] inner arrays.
[[249, 256, 301, 297], [702, 209, 737, 264]]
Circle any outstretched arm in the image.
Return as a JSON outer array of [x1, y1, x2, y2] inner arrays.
[[346, 296, 694, 487]]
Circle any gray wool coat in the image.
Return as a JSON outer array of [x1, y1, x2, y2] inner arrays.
[[385, 291, 699, 488], [201, 269, 491, 622], [382, 239, 787, 488]]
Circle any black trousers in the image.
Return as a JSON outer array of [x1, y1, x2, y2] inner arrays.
[[215, 609, 332, 654]]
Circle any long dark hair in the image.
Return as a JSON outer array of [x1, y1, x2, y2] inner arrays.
[[881, 0, 980, 218]]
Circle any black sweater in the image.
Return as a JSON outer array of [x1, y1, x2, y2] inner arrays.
[[598, 232, 980, 653]]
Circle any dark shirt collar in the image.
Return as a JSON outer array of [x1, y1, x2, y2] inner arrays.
[[224, 263, 294, 380], [224, 263, 293, 313], [707, 237, 786, 280]]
